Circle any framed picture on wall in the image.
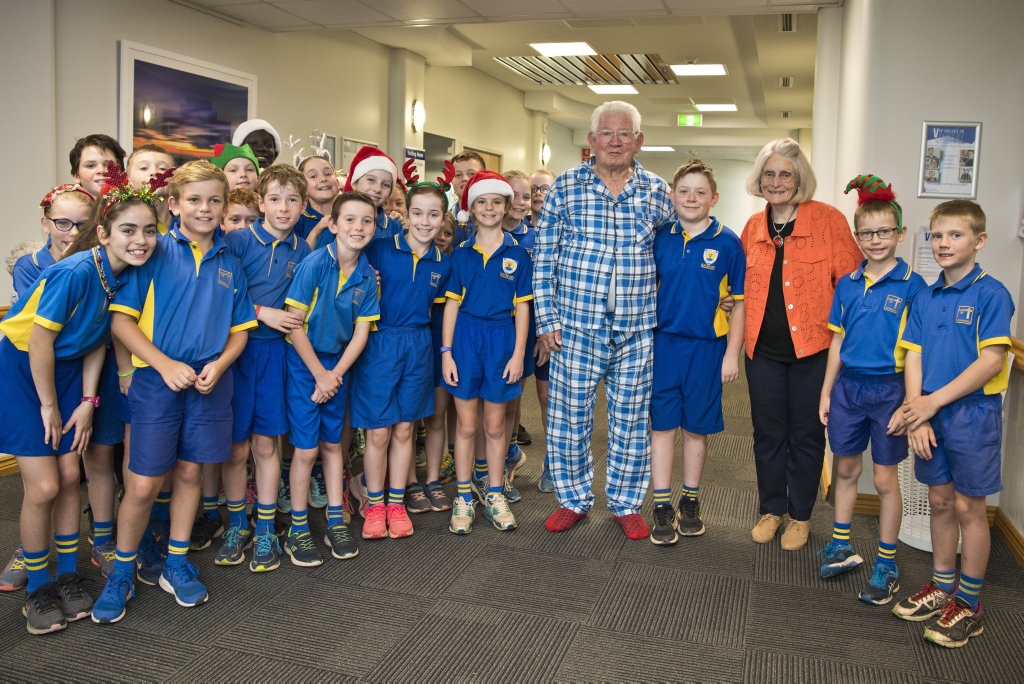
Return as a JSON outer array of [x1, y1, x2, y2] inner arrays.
[[119, 41, 256, 161], [341, 138, 380, 175], [918, 121, 980, 199]]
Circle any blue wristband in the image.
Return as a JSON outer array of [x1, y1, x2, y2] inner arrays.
[[440, 346, 453, 353]]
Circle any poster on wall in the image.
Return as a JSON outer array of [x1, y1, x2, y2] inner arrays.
[[119, 41, 256, 161], [917, 121, 980, 199]]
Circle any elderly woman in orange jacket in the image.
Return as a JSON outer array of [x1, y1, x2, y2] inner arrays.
[[741, 138, 861, 551]]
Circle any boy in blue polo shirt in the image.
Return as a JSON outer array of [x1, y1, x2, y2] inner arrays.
[[92, 161, 257, 624], [893, 200, 1013, 649], [816, 175, 926, 605], [219, 165, 311, 572], [649, 160, 745, 545], [282, 191, 380, 566]]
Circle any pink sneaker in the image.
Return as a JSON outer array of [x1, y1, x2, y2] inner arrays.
[[349, 475, 368, 518], [386, 503, 414, 538], [361, 504, 387, 539]]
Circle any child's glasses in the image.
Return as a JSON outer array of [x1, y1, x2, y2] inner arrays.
[[855, 228, 898, 241], [47, 217, 89, 232]]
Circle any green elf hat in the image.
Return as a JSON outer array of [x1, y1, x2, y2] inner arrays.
[[844, 173, 902, 229], [210, 143, 261, 174]]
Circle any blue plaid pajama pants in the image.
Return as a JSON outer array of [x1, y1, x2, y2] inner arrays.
[[545, 325, 653, 515]]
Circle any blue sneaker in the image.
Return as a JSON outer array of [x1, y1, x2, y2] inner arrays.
[[817, 540, 863, 579], [538, 467, 554, 493], [91, 571, 134, 624], [159, 561, 208, 607], [136, 536, 165, 586], [309, 466, 328, 509], [249, 532, 282, 573], [859, 563, 900, 605], [505, 444, 527, 477]]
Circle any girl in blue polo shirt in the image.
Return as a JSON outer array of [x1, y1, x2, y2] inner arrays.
[[0, 181, 159, 635]]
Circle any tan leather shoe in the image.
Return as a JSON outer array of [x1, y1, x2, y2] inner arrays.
[[751, 514, 783, 543], [780, 519, 810, 551]]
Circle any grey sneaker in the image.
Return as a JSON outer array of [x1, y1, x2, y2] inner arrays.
[[923, 597, 984, 648], [676, 496, 706, 536], [1, 548, 27, 591], [54, 572, 93, 621], [405, 482, 433, 514], [538, 468, 555, 493], [214, 526, 253, 566], [23, 583, 66, 635], [324, 523, 360, 560], [483, 492, 517, 531]]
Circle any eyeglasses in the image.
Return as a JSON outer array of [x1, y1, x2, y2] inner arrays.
[[856, 228, 899, 242], [531, 185, 550, 195], [761, 170, 795, 183], [47, 217, 89, 232], [595, 130, 637, 142]]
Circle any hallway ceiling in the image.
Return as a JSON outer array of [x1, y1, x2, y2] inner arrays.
[[173, 0, 841, 161]]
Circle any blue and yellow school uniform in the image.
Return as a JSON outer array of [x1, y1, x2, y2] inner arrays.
[[444, 232, 533, 403], [899, 263, 1014, 495], [505, 219, 538, 377], [350, 232, 451, 428], [650, 218, 745, 435], [225, 219, 311, 440], [11, 242, 56, 301], [314, 206, 402, 251], [284, 243, 380, 449], [825, 258, 926, 463], [110, 229, 257, 476], [292, 203, 324, 241], [0, 247, 122, 455]]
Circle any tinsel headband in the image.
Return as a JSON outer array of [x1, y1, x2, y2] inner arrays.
[[99, 159, 173, 219]]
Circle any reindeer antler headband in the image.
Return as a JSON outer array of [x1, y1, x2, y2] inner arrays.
[[844, 173, 903, 229], [402, 159, 457, 211], [99, 159, 173, 219]]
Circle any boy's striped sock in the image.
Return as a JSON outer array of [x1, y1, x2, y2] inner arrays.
[[152, 491, 172, 522], [92, 520, 114, 547], [326, 504, 344, 525], [488, 484, 501, 498], [933, 568, 956, 594], [875, 540, 897, 569], [255, 502, 276, 535], [202, 495, 219, 517], [955, 573, 984, 612], [54, 532, 79, 576], [681, 485, 699, 499], [653, 488, 672, 506], [113, 549, 137, 578], [165, 539, 189, 568], [387, 487, 405, 506], [832, 521, 853, 546], [473, 459, 488, 479], [457, 479, 472, 502], [23, 546, 51, 593], [226, 498, 247, 529], [367, 488, 385, 507], [289, 508, 310, 535]]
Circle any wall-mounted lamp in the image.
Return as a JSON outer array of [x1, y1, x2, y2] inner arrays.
[[540, 142, 551, 166], [411, 99, 426, 133]]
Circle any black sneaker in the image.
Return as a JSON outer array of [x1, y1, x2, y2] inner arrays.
[[515, 423, 532, 446], [923, 597, 984, 648], [54, 572, 93, 621], [284, 530, 323, 567], [324, 523, 360, 560], [189, 512, 225, 551], [676, 496, 706, 536], [649, 504, 679, 545], [23, 583, 67, 635]]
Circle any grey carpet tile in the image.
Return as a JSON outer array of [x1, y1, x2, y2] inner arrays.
[[590, 562, 748, 649], [618, 523, 758, 581], [443, 545, 613, 622], [486, 503, 630, 563], [743, 648, 924, 684], [554, 624, 746, 683], [696, 483, 762, 528], [706, 433, 757, 463], [169, 646, 360, 683], [364, 597, 575, 683], [744, 580, 926, 673]]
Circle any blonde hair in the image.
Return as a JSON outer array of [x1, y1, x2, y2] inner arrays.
[[931, 199, 986, 235], [672, 159, 717, 193], [168, 160, 228, 200], [745, 138, 817, 203]]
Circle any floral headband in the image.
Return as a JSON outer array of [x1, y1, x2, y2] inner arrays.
[[99, 159, 174, 219], [402, 159, 456, 211], [40, 183, 94, 208]]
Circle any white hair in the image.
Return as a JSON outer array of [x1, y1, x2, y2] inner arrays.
[[590, 101, 641, 133]]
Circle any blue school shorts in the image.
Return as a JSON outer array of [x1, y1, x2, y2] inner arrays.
[[650, 333, 725, 435], [232, 337, 288, 442], [0, 337, 81, 456], [127, 364, 234, 477], [286, 345, 348, 450], [445, 313, 522, 404], [827, 369, 908, 466], [914, 393, 1002, 497], [534, 357, 549, 382], [350, 326, 434, 429], [92, 349, 125, 446], [431, 315, 444, 387]]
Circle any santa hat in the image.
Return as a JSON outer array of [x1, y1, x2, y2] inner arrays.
[[210, 143, 261, 173], [231, 119, 282, 155], [458, 170, 513, 224], [344, 145, 398, 191]]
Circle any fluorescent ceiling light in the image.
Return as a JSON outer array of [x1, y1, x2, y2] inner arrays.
[[670, 64, 727, 76], [588, 84, 638, 94], [694, 103, 737, 112], [530, 42, 596, 57], [641, 146, 675, 152]]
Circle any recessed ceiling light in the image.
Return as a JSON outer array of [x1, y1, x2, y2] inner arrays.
[[641, 146, 675, 152], [670, 64, 727, 76], [694, 103, 737, 112], [530, 42, 596, 57], [588, 85, 638, 94]]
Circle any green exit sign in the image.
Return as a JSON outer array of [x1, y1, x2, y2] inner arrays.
[[677, 114, 703, 127]]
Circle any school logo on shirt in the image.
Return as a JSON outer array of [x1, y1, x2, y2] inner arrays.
[[286, 261, 298, 278], [501, 258, 518, 281], [352, 287, 366, 305], [884, 294, 904, 314], [701, 249, 719, 271], [955, 305, 975, 325], [430, 272, 442, 288], [218, 269, 232, 288]]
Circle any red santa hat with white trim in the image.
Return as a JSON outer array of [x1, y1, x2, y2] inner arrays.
[[458, 170, 513, 224], [344, 145, 398, 191]]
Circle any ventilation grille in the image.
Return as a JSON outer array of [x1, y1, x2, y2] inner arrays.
[[778, 76, 795, 88], [780, 111, 792, 119], [494, 54, 677, 86], [778, 14, 796, 32]]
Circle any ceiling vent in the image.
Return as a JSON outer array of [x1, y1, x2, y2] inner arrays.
[[494, 54, 677, 87], [778, 76, 795, 88], [780, 111, 792, 119], [778, 14, 796, 33]]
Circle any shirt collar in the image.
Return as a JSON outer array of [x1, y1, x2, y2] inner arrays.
[[302, 203, 323, 220], [395, 230, 443, 262], [169, 227, 227, 255], [249, 218, 298, 249], [849, 257, 912, 282], [931, 262, 984, 291], [671, 217, 721, 239]]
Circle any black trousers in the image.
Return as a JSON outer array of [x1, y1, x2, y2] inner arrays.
[[745, 350, 828, 521]]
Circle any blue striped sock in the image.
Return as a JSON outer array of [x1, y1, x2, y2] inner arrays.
[[653, 488, 671, 506], [165, 538, 189, 568], [367, 488, 385, 507], [23, 547, 51, 593], [387, 487, 405, 505], [933, 568, 956, 594], [92, 520, 114, 547], [832, 521, 853, 546], [457, 480, 472, 502], [152, 491, 172, 521], [327, 504, 344, 524], [255, 502, 276, 534], [113, 549, 137, 578], [202, 495, 219, 516], [955, 573, 984, 612], [54, 532, 78, 576], [681, 485, 699, 499], [290, 508, 310, 534], [226, 498, 247, 529], [876, 540, 897, 568]]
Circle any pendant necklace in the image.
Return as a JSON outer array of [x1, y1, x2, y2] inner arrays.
[[771, 207, 796, 248], [92, 247, 116, 302]]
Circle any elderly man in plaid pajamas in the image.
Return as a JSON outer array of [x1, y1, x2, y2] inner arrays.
[[533, 101, 674, 539]]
